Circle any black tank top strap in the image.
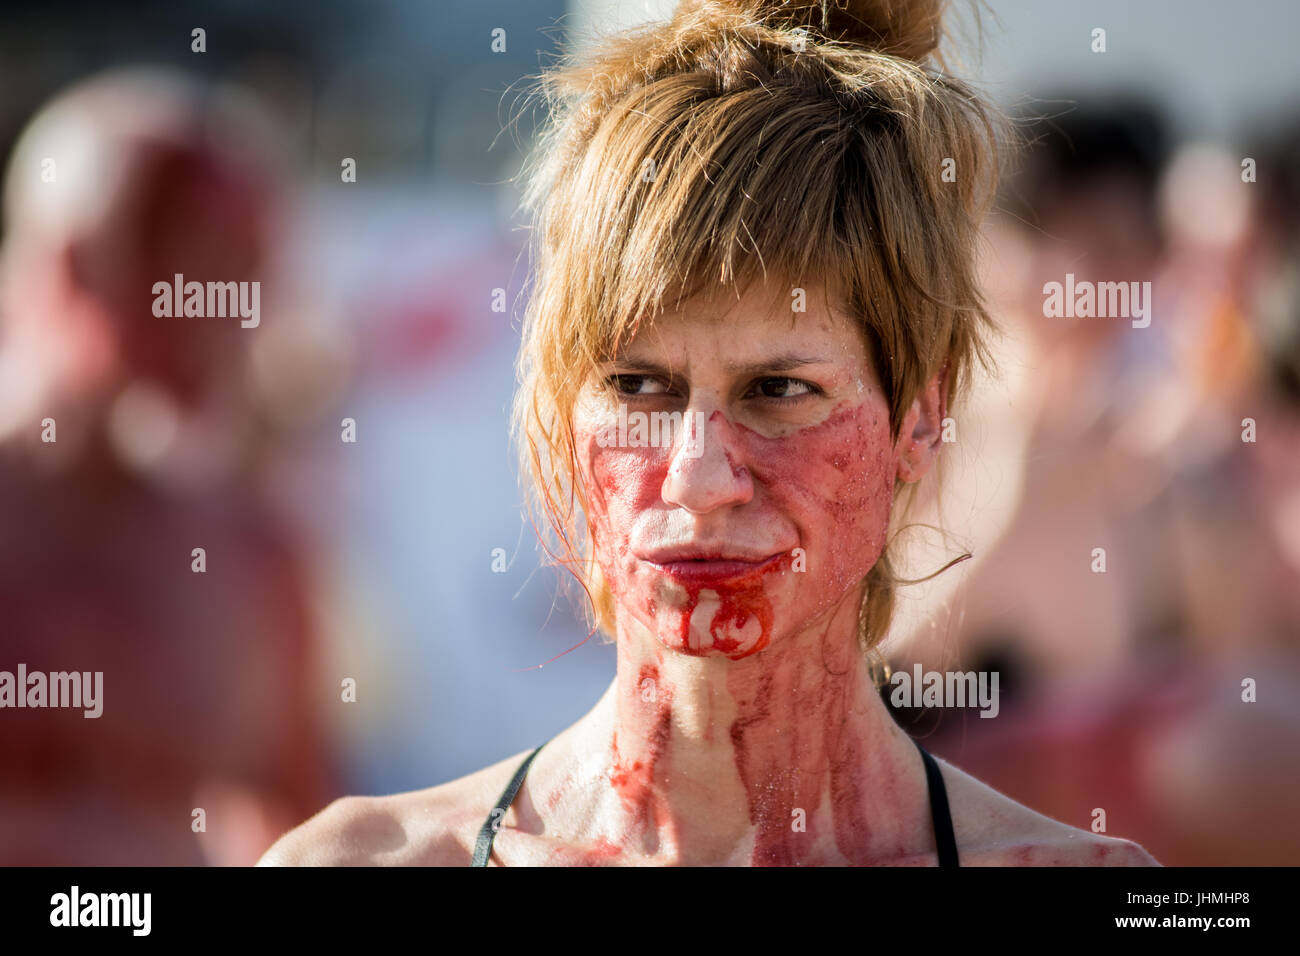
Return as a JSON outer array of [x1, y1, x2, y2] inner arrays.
[[914, 739, 960, 867], [470, 742, 547, 867]]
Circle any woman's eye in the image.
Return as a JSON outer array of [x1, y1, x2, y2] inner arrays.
[[749, 377, 818, 400], [607, 374, 670, 396]]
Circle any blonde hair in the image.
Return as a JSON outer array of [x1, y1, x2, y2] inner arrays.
[[511, 0, 1004, 664]]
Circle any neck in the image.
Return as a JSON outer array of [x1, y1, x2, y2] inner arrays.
[[554, 594, 930, 865]]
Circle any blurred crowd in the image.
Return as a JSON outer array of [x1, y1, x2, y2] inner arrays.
[[896, 99, 1300, 866]]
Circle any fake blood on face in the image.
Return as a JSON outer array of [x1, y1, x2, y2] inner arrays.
[[583, 398, 895, 662], [652, 554, 786, 658], [573, 335, 909, 862]]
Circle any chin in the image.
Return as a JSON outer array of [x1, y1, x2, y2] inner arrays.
[[639, 587, 782, 660]]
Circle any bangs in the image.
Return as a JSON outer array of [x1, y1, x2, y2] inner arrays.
[[559, 74, 868, 364]]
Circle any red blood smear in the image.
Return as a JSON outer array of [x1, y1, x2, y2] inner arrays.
[[609, 664, 671, 825], [668, 555, 788, 659], [727, 671, 820, 866], [726, 637, 914, 866], [570, 837, 622, 865]]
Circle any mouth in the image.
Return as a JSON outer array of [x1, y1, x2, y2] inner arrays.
[[640, 549, 785, 586]]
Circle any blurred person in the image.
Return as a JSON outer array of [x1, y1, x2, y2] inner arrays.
[[904, 99, 1181, 690], [1175, 109, 1300, 655], [261, 0, 1157, 867], [0, 67, 340, 864], [907, 100, 1300, 865], [1135, 113, 1300, 865]]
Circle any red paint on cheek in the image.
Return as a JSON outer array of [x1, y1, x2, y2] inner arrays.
[[580, 398, 898, 659], [738, 403, 896, 586], [583, 441, 669, 573]]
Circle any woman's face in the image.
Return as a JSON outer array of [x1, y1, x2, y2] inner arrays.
[[572, 281, 936, 659]]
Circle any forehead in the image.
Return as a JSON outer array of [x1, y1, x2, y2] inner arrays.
[[614, 279, 865, 365]]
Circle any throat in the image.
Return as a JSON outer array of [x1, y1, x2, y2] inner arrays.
[[563, 616, 928, 865]]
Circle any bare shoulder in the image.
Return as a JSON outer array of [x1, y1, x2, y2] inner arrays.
[[255, 748, 536, 867], [933, 754, 1161, 867]]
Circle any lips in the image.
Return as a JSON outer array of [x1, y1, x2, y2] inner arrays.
[[640, 547, 785, 586]]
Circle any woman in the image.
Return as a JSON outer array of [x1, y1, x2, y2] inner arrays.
[[260, 0, 1159, 866]]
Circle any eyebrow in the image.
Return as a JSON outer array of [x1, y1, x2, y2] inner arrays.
[[603, 353, 834, 377]]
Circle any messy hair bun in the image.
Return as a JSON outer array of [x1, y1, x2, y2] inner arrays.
[[515, 0, 1004, 662], [673, 0, 944, 61]]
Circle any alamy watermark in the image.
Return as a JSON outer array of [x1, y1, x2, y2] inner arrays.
[[890, 665, 1000, 718], [0, 664, 102, 718], [50, 886, 150, 936], [1043, 273, 1152, 328], [151, 273, 260, 328], [596, 405, 707, 458]]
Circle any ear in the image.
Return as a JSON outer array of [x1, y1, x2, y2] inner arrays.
[[894, 362, 950, 484]]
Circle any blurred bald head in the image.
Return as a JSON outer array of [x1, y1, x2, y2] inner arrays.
[[0, 67, 283, 412]]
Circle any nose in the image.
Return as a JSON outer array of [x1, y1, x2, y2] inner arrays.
[[660, 408, 754, 514]]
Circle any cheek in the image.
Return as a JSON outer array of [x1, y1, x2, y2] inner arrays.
[[578, 430, 669, 570], [743, 402, 896, 600]]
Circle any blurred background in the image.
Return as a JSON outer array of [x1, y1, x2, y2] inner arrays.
[[0, 0, 1296, 865]]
